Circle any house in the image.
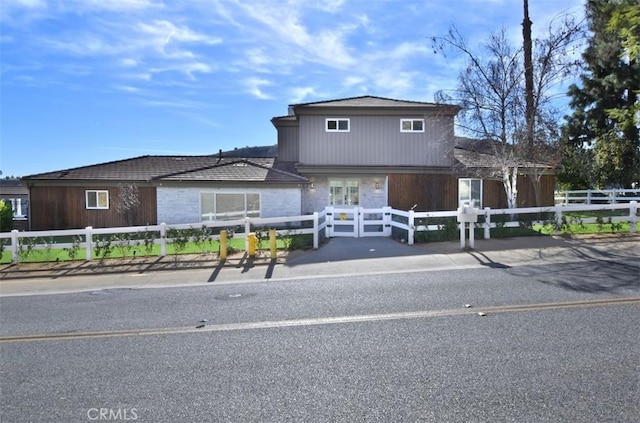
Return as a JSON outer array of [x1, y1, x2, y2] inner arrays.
[[0, 178, 29, 231], [22, 95, 554, 231], [272, 96, 554, 213], [22, 155, 306, 230]]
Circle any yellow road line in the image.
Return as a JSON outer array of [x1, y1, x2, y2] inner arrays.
[[2, 297, 639, 344]]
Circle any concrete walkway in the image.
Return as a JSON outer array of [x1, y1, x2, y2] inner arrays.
[[1, 233, 638, 296]]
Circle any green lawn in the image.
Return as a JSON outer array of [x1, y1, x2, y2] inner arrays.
[[0, 234, 313, 264]]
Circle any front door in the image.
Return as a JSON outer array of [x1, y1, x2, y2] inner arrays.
[[330, 179, 359, 206], [328, 179, 359, 236]]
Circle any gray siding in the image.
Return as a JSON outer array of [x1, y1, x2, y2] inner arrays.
[[298, 115, 455, 167], [277, 125, 300, 161]]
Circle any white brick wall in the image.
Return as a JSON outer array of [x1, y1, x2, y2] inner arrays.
[[302, 175, 388, 214], [157, 186, 302, 224]]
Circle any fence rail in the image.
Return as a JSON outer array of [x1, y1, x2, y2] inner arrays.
[[0, 202, 637, 264], [1, 212, 326, 265], [555, 189, 640, 205]]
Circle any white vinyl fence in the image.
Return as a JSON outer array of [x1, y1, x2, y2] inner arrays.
[[1, 202, 637, 264], [389, 202, 638, 246], [555, 189, 640, 205], [1, 212, 327, 265]]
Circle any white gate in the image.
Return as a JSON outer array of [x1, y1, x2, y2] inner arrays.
[[325, 206, 392, 238]]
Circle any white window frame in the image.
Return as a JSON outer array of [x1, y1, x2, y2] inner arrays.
[[200, 192, 261, 222], [400, 119, 425, 133], [326, 118, 350, 132], [86, 190, 109, 210], [458, 178, 482, 208]]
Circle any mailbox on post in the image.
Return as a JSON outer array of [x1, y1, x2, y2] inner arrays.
[[457, 203, 479, 249]]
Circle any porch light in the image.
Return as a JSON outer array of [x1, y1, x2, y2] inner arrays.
[[375, 182, 380, 190], [310, 182, 314, 190]]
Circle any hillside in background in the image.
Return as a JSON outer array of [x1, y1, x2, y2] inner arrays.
[[220, 145, 278, 158]]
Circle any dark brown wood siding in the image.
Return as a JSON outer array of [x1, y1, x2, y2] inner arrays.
[[389, 174, 555, 212], [29, 186, 157, 230], [483, 175, 555, 208], [388, 174, 458, 211]]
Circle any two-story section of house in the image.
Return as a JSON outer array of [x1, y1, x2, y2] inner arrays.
[[272, 96, 463, 213]]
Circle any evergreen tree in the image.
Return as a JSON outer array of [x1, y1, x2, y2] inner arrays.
[[562, 0, 640, 189]]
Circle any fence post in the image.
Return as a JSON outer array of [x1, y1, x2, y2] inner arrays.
[[313, 212, 319, 249], [554, 204, 563, 234], [85, 226, 93, 261], [325, 206, 333, 238], [587, 190, 591, 205], [159, 223, 167, 257], [483, 207, 491, 239], [630, 201, 638, 233], [244, 218, 251, 251], [408, 209, 415, 245], [10, 229, 19, 264]]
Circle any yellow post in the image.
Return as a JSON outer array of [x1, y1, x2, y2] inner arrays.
[[269, 228, 277, 259], [248, 232, 256, 257], [219, 230, 227, 262]]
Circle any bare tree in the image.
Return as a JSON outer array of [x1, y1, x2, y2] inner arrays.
[[115, 183, 140, 226], [434, 28, 525, 209], [433, 13, 582, 207]]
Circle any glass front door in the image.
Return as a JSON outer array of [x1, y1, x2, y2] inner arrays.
[[329, 179, 359, 206]]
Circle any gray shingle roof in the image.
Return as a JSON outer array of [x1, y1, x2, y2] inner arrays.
[[22, 156, 307, 184], [292, 95, 445, 108]]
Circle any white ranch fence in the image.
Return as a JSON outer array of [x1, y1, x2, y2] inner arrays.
[[1, 212, 327, 265], [555, 189, 640, 205], [1, 202, 637, 264]]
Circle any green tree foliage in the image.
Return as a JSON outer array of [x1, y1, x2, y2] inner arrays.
[[0, 200, 14, 232], [561, 0, 640, 189]]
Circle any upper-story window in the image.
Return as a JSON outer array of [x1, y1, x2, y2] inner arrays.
[[86, 190, 109, 209], [326, 118, 350, 132], [400, 119, 424, 132]]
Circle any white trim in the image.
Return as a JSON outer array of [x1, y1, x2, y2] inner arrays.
[[458, 178, 482, 208], [325, 118, 350, 132], [400, 119, 425, 133], [200, 191, 261, 222], [85, 190, 109, 210]]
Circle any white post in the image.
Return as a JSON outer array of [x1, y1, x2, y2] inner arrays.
[[85, 226, 93, 261], [469, 221, 475, 249], [382, 206, 392, 237], [244, 217, 251, 251], [587, 190, 591, 205], [325, 206, 333, 238], [159, 223, 167, 257], [313, 212, 319, 249], [484, 207, 491, 239], [408, 209, 415, 245], [459, 222, 466, 249], [612, 189, 617, 204], [10, 229, 19, 264], [630, 201, 637, 233]]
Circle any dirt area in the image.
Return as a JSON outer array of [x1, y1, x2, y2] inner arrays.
[[0, 249, 307, 280]]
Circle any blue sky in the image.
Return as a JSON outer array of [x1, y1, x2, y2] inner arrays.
[[0, 0, 584, 177]]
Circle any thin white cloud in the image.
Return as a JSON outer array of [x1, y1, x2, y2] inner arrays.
[[244, 77, 273, 100], [289, 86, 317, 103]]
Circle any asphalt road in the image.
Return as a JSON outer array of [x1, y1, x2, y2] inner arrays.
[[1, 260, 639, 422]]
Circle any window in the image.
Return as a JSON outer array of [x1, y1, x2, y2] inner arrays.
[[201, 192, 260, 221], [458, 179, 482, 208], [326, 118, 350, 132], [86, 190, 109, 209], [9, 198, 26, 218], [400, 119, 424, 132], [329, 179, 359, 206]]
